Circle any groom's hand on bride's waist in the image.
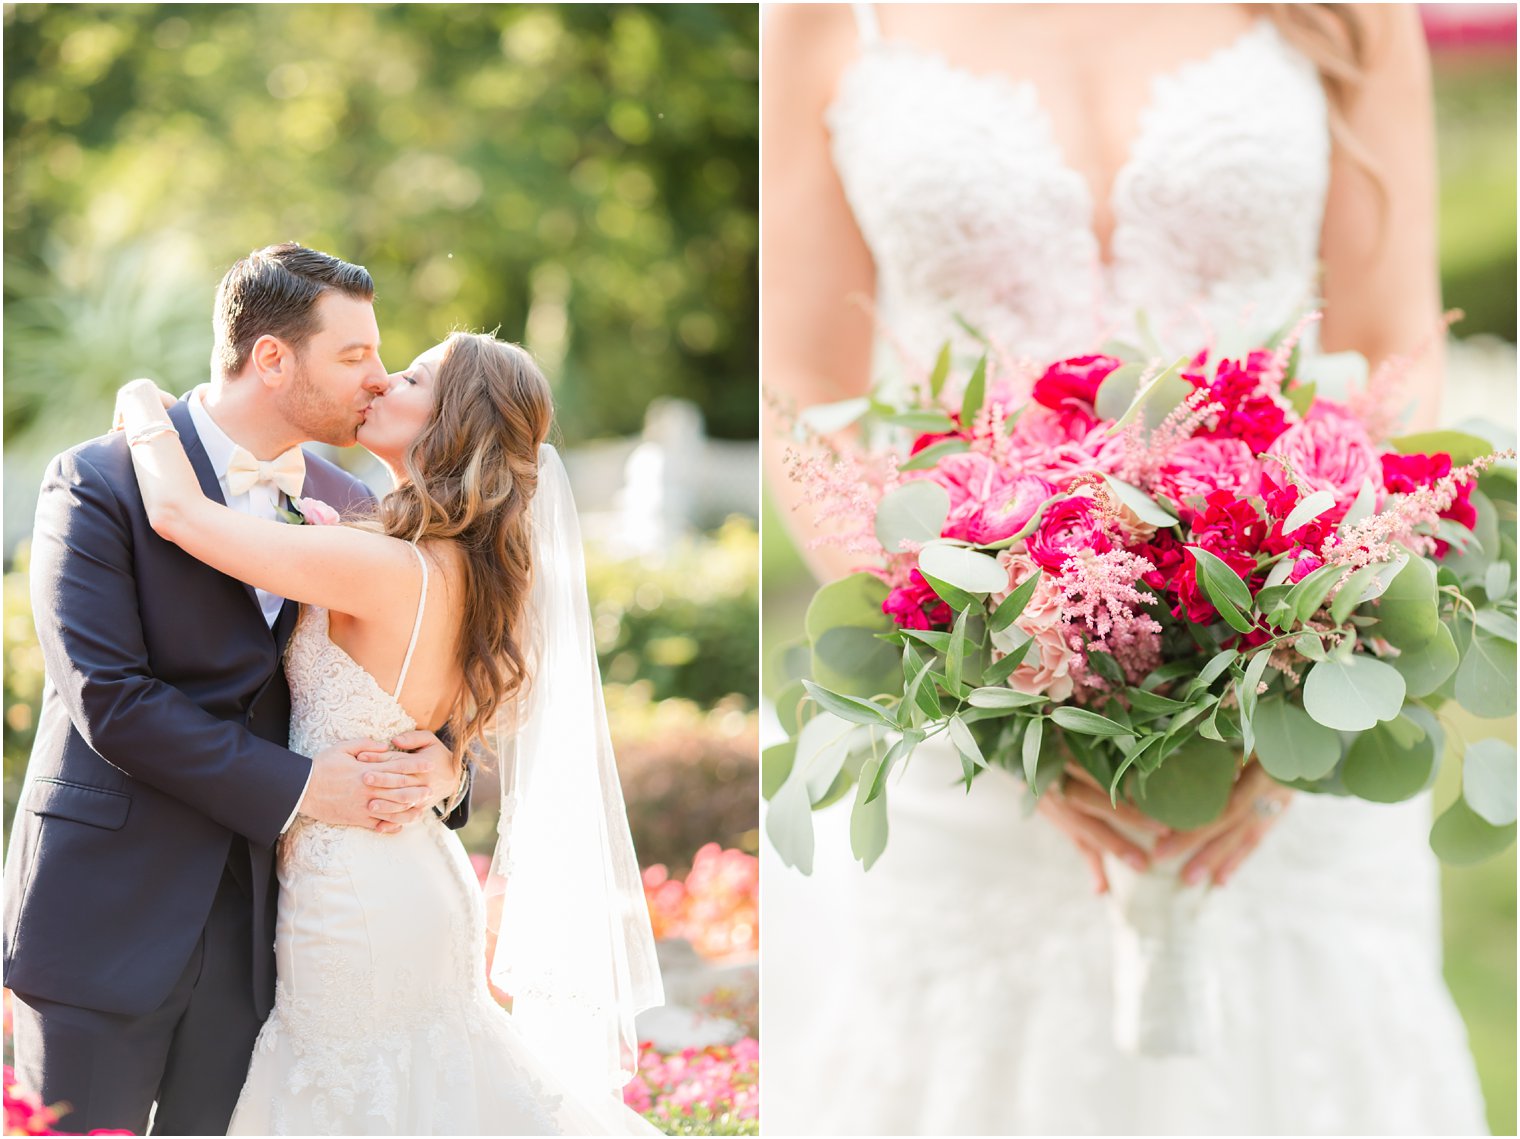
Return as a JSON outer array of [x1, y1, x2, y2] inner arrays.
[[300, 734, 451, 834]]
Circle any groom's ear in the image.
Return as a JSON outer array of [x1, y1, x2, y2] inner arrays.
[[250, 333, 294, 389]]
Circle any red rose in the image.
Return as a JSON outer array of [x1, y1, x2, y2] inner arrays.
[[1032, 354, 1121, 431], [882, 569, 953, 631]]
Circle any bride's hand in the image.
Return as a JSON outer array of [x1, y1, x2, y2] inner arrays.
[[112, 378, 177, 432], [1036, 764, 1171, 894], [1151, 761, 1292, 887], [358, 729, 461, 819]]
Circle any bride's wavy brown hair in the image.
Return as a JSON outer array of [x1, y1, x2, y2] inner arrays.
[[1264, 5, 1388, 220], [367, 331, 554, 763]]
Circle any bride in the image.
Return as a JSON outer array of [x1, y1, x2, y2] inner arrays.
[[762, 3, 1490, 1134], [115, 332, 662, 1135]]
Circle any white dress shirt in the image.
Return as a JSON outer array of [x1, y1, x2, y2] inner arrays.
[[186, 386, 311, 831]]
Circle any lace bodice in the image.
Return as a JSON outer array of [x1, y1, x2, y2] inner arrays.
[[826, 14, 1330, 371], [285, 605, 418, 763]]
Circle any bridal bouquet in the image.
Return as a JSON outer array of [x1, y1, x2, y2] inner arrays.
[[765, 315, 1516, 1049]]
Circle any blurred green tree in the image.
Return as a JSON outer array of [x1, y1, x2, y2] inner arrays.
[[3, 3, 757, 476]]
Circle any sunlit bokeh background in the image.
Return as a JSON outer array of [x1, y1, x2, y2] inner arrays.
[[3, 5, 758, 1132], [761, 5, 1516, 1133]]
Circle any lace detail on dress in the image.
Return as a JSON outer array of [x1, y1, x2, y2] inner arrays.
[[826, 17, 1329, 377]]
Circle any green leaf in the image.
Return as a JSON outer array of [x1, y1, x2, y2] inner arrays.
[[1339, 478, 1378, 532], [1294, 633, 1326, 661], [899, 628, 952, 653], [1330, 564, 1381, 625], [1049, 706, 1133, 738], [1124, 688, 1193, 716], [1110, 356, 1192, 433], [1187, 546, 1255, 632], [918, 542, 1010, 594], [874, 480, 951, 552], [805, 573, 899, 697], [1392, 622, 1460, 697], [1286, 562, 1348, 625], [1282, 489, 1336, 536], [1430, 796, 1518, 865], [945, 607, 970, 693], [898, 438, 971, 471], [1237, 650, 1272, 756], [775, 679, 808, 736], [1473, 608, 1518, 643], [960, 355, 988, 424], [1302, 654, 1407, 731], [1454, 627, 1518, 718], [1284, 379, 1317, 418], [1374, 555, 1440, 650], [1484, 560, 1512, 602], [1193, 648, 1240, 691], [1093, 362, 1146, 421], [1022, 716, 1045, 786], [883, 411, 958, 434], [765, 776, 816, 874], [761, 740, 796, 800], [794, 712, 865, 801], [850, 760, 890, 869], [918, 570, 977, 614], [948, 713, 987, 770], [1462, 739, 1518, 826], [801, 680, 896, 728], [982, 635, 1034, 685], [967, 687, 1047, 709], [990, 569, 1043, 632], [1101, 474, 1179, 527], [1252, 697, 1342, 780], [1388, 430, 1497, 467], [1133, 738, 1238, 829], [798, 396, 871, 436], [864, 731, 923, 804], [929, 342, 952, 399], [1342, 714, 1436, 802]]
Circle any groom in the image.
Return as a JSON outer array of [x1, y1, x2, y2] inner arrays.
[[3, 244, 468, 1135]]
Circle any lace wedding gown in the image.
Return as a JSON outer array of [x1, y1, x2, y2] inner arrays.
[[227, 548, 658, 1136], [761, 10, 1490, 1135]]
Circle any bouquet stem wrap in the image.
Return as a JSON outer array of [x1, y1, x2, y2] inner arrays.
[[1101, 852, 1218, 1057]]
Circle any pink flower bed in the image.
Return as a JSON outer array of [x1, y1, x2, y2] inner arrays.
[[642, 844, 758, 959], [623, 1038, 759, 1129]]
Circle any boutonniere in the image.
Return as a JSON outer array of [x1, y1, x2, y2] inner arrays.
[[276, 496, 341, 526]]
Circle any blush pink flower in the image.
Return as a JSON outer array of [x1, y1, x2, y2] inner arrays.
[[923, 453, 1055, 546], [1151, 437, 1263, 508], [293, 496, 341, 526], [1006, 623, 1078, 702], [1265, 415, 1380, 507]]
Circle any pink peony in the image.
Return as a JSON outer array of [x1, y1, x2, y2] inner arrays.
[[922, 453, 1054, 546], [1024, 495, 1113, 571], [1265, 416, 1380, 507], [1152, 436, 1263, 508], [1006, 622, 1078, 702]]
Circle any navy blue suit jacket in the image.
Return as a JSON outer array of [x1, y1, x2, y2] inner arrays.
[[3, 399, 466, 1019]]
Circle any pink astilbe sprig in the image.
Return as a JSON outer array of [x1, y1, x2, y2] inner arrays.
[[1263, 309, 1324, 391], [1322, 449, 1514, 570], [1055, 548, 1165, 689], [784, 444, 903, 555], [1119, 385, 1224, 490], [1344, 308, 1464, 443]]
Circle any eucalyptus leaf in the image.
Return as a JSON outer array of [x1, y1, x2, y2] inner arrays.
[[1484, 560, 1512, 602], [1342, 714, 1436, 802], [874, 480, 952, 552], [1102, 474, 1179, 527], [1093, 362, 1146, 421], [1294, 633, 1326, 661], [761, 740, 796, 800], [1454, 627, 1518, 718], [1133, 738, 1238, 829], [1388, 430, 1497, 467], [1302, 654, 1406, 731], [765, 776, 816, 874], [1252, 698, 1342, 781], [850, 761, 891, 869], [802, 680, 897, 728], [1330, 564, 1381, 625], [794, 712, 864, 801], [806, 573, 899, 696], [1339, 478, 1378, 532], [1373, 555, 1439, 650], [884, 411, 958, 434], [919, 542, 1011, 594], [1473, 608, 1519, 643], [1462, 738, 1518, 826], [1430, 796, 1518, 865]]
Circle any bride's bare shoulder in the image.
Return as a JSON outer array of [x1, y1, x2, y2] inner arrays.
[[765, 5, 861, 90]]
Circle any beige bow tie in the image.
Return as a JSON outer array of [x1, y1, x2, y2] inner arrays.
[[226, 445, 306, 499]]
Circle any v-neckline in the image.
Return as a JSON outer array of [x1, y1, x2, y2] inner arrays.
[[834, 14, 1274, 272]]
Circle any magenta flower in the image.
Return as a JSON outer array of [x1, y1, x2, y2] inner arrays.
[[882, 569, 953, 631], [1024, 495, 1113, 571]]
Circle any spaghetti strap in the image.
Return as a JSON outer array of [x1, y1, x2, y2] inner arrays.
[[851, 2, 880, 46], [392, 541, 430, 702]]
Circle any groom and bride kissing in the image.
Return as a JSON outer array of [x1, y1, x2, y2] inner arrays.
[[3, 243, 662, 1136]]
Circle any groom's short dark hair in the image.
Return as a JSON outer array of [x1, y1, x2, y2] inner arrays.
[[213, 243, 374, 378]]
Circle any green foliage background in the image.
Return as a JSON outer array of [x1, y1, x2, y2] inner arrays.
[[3, 2, 758, 474]]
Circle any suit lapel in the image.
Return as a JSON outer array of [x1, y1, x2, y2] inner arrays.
[[170, 399, 274, 632]]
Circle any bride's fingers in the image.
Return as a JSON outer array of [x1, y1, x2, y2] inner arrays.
[[362, 770, 424, 789], [1044, 799, 1150, 870], [1180, 823, 1257, 886], [368, 787, 430, 813], [1059, 782, 1171, 835]]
